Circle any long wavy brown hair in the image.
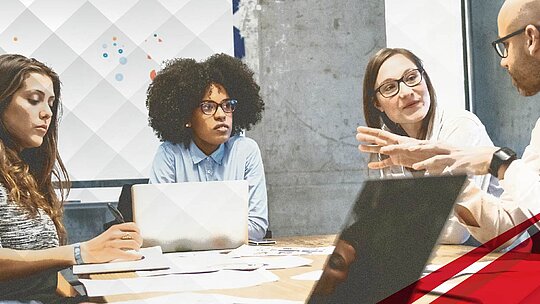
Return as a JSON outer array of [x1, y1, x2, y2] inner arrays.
[[363, 48, 437, 140], [0, 54, 70, 244]]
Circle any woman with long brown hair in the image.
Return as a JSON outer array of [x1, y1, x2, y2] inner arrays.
[[0, 54, 143, 302], [357, 48, 500, 245]]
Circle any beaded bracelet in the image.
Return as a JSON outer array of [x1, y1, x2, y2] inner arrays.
[[73, 242, 84, 265]]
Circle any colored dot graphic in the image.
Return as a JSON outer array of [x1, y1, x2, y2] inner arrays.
[[13, 37, 18, 42], [118, 49, 123, 54], [150, 70, 157, 80], [119, 57, 127, 65], [102, 53, 108, 58], [115, 73, 124, 81]]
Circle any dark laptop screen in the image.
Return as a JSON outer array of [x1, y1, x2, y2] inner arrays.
[[308, 175, 466, 304]]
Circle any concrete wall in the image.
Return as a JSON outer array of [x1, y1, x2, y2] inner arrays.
[[469, 0, 540, 156], [245, 1, 386, 236]]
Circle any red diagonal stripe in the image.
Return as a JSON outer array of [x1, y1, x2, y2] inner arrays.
[[431, 252, 540, 303], [378, 211, 540, 304]]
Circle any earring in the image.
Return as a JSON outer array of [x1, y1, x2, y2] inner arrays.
[[185, 122, 191, 128]]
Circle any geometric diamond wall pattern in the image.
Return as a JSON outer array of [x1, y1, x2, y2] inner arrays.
[[0, 0, 233, 202]]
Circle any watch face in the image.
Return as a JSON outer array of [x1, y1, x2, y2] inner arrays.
[[496, 150, 512, 161], [489, 147, 517, 176], [496, 147, 517, 161]]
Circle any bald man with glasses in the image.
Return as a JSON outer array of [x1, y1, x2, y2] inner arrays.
[[357, 0, 540, 250]]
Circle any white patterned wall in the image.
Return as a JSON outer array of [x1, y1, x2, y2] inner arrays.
[[385, 0, 466, 110], [0, 0, 233, 202]]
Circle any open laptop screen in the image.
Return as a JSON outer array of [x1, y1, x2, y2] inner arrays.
[[131, 180, 249, 252], [308, 175, 466, 303]]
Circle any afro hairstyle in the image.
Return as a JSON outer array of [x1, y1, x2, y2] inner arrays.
[[146, 53, 264, 147]]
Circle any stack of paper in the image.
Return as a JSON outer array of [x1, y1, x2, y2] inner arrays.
[[228, 244, 335, 257], [136, 254, 313, 277]]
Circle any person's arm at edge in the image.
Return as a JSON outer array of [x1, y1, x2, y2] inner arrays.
[[453, 179, 529, 250], [454, 145, 540, 249], [0, 222, 142, 281], [243, 139, 268, 241], [434, 113, 493, 244], [0, 245, 76, 281]]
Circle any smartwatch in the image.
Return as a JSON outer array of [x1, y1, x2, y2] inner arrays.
[[489, 147, 517, 177]]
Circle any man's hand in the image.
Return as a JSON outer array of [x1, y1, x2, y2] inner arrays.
[[377, 142, 454, 170], [381, 143, 498, 175]]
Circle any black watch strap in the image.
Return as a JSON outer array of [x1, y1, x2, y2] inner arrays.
[[489, 147, 517, 176]]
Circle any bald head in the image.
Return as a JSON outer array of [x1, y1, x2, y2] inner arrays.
[[499, 0, 540, 34]]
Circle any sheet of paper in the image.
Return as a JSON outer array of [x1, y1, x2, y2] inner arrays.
[[80, 268, 279, 297], [136, 255, 313, 277], [73, 246, 169, 275], [245, 256, 313, 270], [113, 292, 303, 304], [165, 249, 233, 258], [291, 270, 323, 281], [228, 244, 335, 257]]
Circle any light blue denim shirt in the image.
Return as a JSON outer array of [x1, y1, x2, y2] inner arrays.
[[149, 135, 268, 241]]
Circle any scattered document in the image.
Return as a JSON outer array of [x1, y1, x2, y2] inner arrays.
[[73, 246, 169, 275], [165, 249, 232, 258], [136, 254, 261, 276], [113, 292, 303, 304], [136, 254, 313, 277], [80, 268, 279, 297], [228, 244, 335, 257], [291, 270, 323, 281], [249, 256, 313, 269]]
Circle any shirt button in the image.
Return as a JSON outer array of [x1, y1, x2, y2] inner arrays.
[[207, 170, 212, 174]]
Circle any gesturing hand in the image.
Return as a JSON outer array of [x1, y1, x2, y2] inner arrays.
[[80, 222, 143, 264], [356, 126, 416, 148], [356, 126, 420, 169], [407, 145, 498, 175], [376, 141, 454, 170]]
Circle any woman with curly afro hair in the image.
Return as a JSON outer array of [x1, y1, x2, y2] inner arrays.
[[147, 53, 268, 241]]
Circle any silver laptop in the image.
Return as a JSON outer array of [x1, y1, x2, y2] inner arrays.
[[131, 180, 248, 252]]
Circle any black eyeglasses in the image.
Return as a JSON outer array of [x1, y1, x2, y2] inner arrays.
[[199, 99, 237, 115], [492, 25, 540, 58], [375, 68, 424, 98]]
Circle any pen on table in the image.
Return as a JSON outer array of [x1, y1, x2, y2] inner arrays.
[[107, 203, 125, 223]]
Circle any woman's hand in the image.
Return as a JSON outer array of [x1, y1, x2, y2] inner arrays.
[[356, 126, 415, 148], [80, 222, 143, 264], [356, 126, 419, 169]]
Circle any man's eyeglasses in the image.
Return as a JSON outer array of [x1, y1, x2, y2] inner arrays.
[[375, 68, 424, 98], [199, 99, 237, 115], [492, 25, 540, 58]]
